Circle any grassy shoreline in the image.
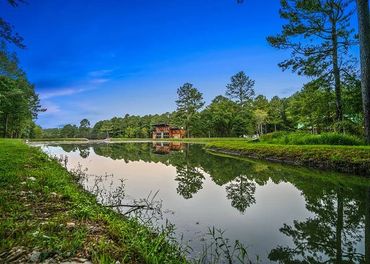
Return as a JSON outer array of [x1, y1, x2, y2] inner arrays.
[[205, 141, 370, 176], [0, 139, 186, 263]]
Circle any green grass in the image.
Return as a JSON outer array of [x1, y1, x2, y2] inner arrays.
[[206, 141, 370, 175], [29, 138, 89, 142], [259, 131, 364, 146], [0, 139, 187, 263]]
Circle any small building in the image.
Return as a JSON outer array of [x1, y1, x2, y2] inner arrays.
[[152, 142, 184, 154], [152, 123, 186, 139]]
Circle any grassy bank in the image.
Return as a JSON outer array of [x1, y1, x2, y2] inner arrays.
[[206, 141, 370, 176], [0, 139, 186, 263], [259, 131, 364, 146]]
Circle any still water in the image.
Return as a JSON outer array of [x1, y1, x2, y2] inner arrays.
[[40, 142, 370, 263]]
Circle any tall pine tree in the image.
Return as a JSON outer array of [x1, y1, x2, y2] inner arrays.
[[267, 0, 356, 123], [226, 71, 255, 106], [176, 83, 204, 137]]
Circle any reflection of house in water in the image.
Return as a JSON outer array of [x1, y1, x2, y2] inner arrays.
[[152, 123, 186, 139], [152, 142, 184, 154]]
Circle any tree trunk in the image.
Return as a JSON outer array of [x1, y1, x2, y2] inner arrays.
[[239, 88, 243, 106], [331, 21, 343, 123], [356, 0, 370, 144], [186, 121, 189, 138], [3, 114, 9, 138]]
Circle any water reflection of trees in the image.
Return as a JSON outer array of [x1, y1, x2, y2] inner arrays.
[[58, 144, 90, 159], [269, 182, 367, 263], [175, 165, 205, 199], [88, 142, 369, 262], [93, 143, 258, 211], [78, 145, 90, 158], [59, 144, 78, 153], [225, 176, 256, 213]]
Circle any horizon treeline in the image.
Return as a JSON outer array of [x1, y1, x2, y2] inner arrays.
[[42, 69, 363, 139]]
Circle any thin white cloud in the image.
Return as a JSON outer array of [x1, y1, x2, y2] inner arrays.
[[89, 78, 109, 84], [39, 87, 89, 100], [38, 69, 113, 100], [88, 69, 113, 77]]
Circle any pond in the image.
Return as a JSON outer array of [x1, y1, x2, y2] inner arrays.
[[39, 142, 370, 263]]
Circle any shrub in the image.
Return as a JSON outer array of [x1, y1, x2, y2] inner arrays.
[[260, 132, 364, 146]]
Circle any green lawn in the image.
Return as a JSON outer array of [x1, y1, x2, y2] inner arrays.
[[206, 141, 370, 176], [0, 139, 186, 264]]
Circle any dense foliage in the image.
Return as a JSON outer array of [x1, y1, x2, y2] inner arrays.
[[259, 131, 364, 145], [0, 75, 42, 138]]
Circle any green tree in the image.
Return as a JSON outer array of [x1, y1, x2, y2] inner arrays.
[[100, 121, 113, 139], [110, 117, 124, 137], [42, 128, 60, 138], [0, 76, 42, 138], [29, 123, 43, 139], [268, 96, 285, 131], [202, 96, 238, 137], [199, 95, 254, 137], [226, 71, 255, 106], [267, 0, 356, 123], [60, 124, 78, 138], [287, 79, 335, 132], [79, 118, 91, 138], [253, 95, 269, 110], [253, 95, 270, 134], [0, 43, 24, 78], [176, 83, 204, 137], [339, 75, 364, 134], [254, 109, 268, 135]]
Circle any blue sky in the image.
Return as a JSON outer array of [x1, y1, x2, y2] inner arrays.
[[1, 0, 313, 128]]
